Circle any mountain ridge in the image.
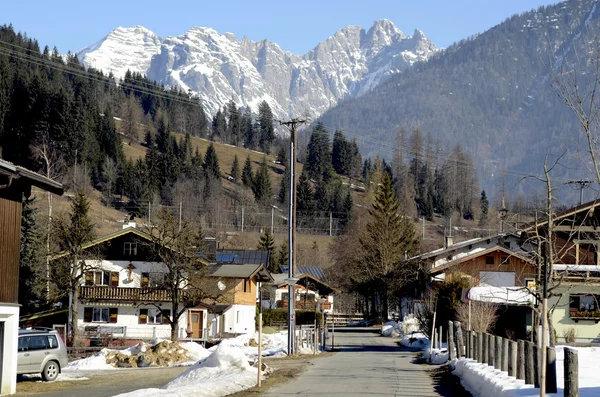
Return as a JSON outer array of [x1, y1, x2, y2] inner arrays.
[[78, 20, 437, 119]]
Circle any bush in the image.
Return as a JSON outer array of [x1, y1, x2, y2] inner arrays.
[[259, 308, 324, 328], [562, 327, 577, 344], [456, 300, 498, 333]]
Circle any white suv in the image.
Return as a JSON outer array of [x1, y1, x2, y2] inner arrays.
[[17, 329, 68, 381]]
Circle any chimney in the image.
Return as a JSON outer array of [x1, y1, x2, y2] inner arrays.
[[445, 234, 454, 248], [203, 237, 216, 261], [122, 221, 136, 229]]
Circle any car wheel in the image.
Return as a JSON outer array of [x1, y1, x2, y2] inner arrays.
[[41, 361, 59, 382]]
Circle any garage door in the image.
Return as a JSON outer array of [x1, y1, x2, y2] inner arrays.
[[479, 271, 515, 287]]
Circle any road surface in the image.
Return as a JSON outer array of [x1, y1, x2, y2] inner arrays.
[[263, 327, 467, 397]]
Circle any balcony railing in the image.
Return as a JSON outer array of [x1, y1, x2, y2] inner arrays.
[[276, 300, 332, 311], [569, 310, 600, 323], [80, 286, 171, 302]]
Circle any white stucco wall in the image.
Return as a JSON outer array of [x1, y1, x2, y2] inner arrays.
[[0, 305, 19, 395], [81, 259, 170, 287], [76, 304, 191, 340], [549, 284, 600, 343], [223, 305, 256, 334]]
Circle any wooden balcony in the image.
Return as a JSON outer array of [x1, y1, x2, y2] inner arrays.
[[80, 286, 171, 302], [277, 300, 332, 311]]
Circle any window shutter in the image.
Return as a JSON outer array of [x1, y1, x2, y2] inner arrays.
[[110, 272, 119, 287], [109, 308, 118, 323], [85, 272, 93, 286], [569, 296, 580, 312], [139, 309, 148, 324], [84, 307, 93, 323], [163, 309, 171, 325], [141, 273, 149, 288]]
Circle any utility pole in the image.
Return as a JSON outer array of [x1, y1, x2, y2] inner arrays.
[[278, 117, 307, 356], [567, 180, 592, 205]]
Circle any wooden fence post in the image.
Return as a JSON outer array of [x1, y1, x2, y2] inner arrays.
[[501, 338, 509, 372], [517, 340, 525, 380], [477, 333, 483, 363], [454, 321, 464, 358], [546, 346, 557, 393], [494, 336, 502, 369], [448, 321, 456, 361], [508, 340, 517, 377], [525, 341, 535, 385], [564, 347, 578, 397], [468, 330, 474, 359], [438, 325, 443, 349], [488, 334, 495, 368], [482, 333, 488, 364]]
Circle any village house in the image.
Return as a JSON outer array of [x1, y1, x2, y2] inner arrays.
[[54, 227, 272, 344], [264, 266, 336, 313], [0, 159, 63, 395], [407, 232, 537, 338], [522, 199, 600, 343]]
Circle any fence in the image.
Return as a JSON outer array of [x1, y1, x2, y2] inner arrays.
[[441, 320, 579, 396]]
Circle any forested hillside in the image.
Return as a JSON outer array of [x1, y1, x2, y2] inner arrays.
[[317, 0, 600, 201]]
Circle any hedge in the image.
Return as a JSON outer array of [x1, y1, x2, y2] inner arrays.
[[258, 308, 323, 327]]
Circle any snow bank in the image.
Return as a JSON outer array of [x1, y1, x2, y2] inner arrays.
[[66, 348, 116, 371], [113, 345, 258, 397], [214, 330, 319, 357], [467, 287, 534, 305], [381, 316, 420, 337], [452, 346, 600, 397], [423, 346, 449, 365]]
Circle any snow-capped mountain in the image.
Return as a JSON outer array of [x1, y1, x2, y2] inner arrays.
[[78, 20, 437, 118]]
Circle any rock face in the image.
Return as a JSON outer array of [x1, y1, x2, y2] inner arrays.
[[78, 20, 437, 118]]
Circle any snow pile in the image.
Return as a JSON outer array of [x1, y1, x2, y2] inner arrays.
[[215, 330, 318, 357], [381, 316, 420, 337], [67, 340, 211, 370], [399, 333, 430, 349], [467, 287, 534, 305], [452, 346, 600, 397], [423, 346, 449, 365], [113, 344, 257, 397]]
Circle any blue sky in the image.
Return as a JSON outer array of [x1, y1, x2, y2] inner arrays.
[[3, 0, 556, 54]]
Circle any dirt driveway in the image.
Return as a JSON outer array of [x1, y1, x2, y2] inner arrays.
[[16, 366, 188, 397]]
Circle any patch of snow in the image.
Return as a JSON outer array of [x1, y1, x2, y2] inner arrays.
[[467, 287, 534, 305], [112, 345, 257, 397], [66, 348, 116, 371]]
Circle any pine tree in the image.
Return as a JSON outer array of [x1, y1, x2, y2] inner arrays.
[[480, 190, 489, 222], [305, 122, 333, 181], [332, 130, 348, 175], [340, 190, 353, 232], [359, 174, 419, 320], [257, 229, 276, 272], [278, 165, 289, 204], [52, 191, 97, 343], [203, 143, 221, 180], [230, 155, 240, 182], [276, 147, 288, 165], [258, 101, 275, 153], [297, 172, 314, 215], [242, 155, 253, 188], [276, 241, 287, 273], [20, 196, 46, 313], [252, 157, 272, 206]]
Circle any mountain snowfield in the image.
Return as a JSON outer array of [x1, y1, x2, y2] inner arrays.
[[78, 20, 437, 119]]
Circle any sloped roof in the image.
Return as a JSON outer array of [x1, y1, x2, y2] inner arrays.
[[280, 265, 327, 282], [521, 199, 600, 231], [429, 245, 535, 275], [209, 263, 273, 282], [0, 159, 64, 195], [217, 249, 270, 266], [409, 233, 522, 262]]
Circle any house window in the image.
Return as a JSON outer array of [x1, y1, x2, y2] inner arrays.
[[243, 279, 251, 293], [92, 308, 109, 322], [485, 256, 495, 265], [85, 271, 119, 286], [571, 295, 600, 312], [124, 242, 138, 257], [148, 272, 165, 288], [94, 271, 110, 286], [236, 311, 240, 324]]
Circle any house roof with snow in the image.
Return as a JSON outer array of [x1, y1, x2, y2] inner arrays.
[[429, 245, 535, 275], [0, 158, 64, 195]]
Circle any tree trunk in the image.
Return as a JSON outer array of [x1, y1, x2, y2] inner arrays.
[[171, 295, 179, 341], [71, 284, 79, 345], [547, 312, 557, 347], [382, 284, 389, 321]]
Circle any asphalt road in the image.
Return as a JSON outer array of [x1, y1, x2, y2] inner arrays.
[[263, 328, 467, 397], [16, 366, 188, 397]]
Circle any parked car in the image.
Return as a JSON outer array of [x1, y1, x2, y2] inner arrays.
[[17, 329, 68, 381]]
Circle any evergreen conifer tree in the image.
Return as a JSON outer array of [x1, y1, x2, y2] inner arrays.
[[231, 155, 240, 182], [297, 172, 314, 215], [242, 155, 253, 188], [359, 174, 419, 320], [480, 190, 489, 221], [258, 101, 274, 154], [19, 196, 46, 313], [276, 147, 288, 165], [251, 157, 272, 206], [203, 143, 221, 180], [276, 241, 288, 273], [257, 229, 276, 272], [278, 165, 289, 204]]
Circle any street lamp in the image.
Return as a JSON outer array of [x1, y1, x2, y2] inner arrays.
[[316, 297, 327, 351], [284, 277, 299, 356]]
